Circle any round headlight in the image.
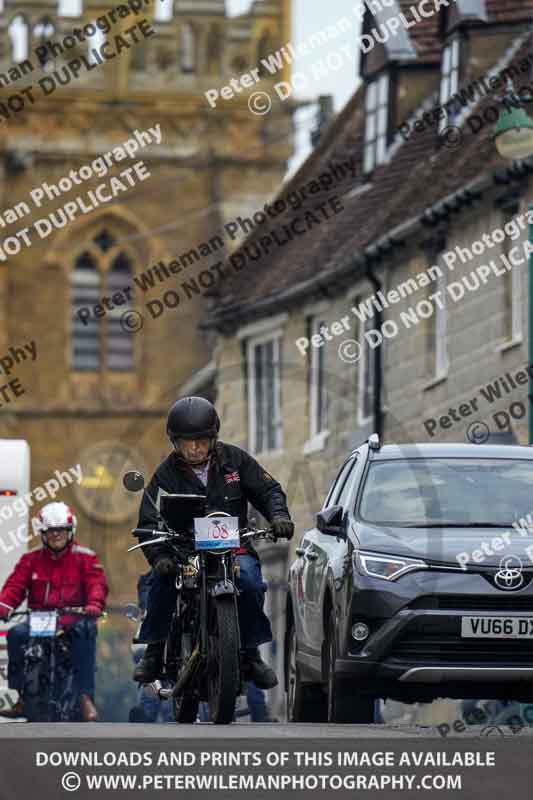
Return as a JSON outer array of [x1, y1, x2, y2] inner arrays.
[[351, 622, 370, 641]]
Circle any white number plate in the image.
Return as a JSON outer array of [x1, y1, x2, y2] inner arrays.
[[461, 616, 533, 639], [194, 516, 240, 551], [29, 611, 58, 637]]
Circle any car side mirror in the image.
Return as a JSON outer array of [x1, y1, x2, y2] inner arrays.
[[316, 505, 345, 538]]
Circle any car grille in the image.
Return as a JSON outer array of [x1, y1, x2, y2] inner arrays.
[[409, 595, 533, 612], [389, 632, 533, 664]]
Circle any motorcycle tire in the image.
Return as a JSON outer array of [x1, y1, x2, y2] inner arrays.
[[173, 691, 200, 723], [207, 596, 240, 725], [170, 605, 200, 724], [54, 639, 78, 722], [23, 642, 52, 723]]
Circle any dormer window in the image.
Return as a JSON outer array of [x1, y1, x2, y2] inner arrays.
[[439, 38, 460, 130], [363, 72, 389, 174]]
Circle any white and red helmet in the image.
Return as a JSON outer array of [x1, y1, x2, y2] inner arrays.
[[36, 502, 77, 548]]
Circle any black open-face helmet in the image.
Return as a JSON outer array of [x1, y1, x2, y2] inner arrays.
[[166, 396, 220, 443]]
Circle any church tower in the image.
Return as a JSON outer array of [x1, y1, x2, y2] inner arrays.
[[0, 0, 294, 599]]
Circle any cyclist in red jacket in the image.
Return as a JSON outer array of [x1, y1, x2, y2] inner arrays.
[[0, 502, 108, 721]]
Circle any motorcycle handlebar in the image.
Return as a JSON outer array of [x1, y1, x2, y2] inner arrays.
[[131, 526, 284, 545], [240, 528, 275, 540], [132, 527, 160, 538]]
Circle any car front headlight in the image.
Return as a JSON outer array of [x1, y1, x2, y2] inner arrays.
[[354, 550, 429, 581]]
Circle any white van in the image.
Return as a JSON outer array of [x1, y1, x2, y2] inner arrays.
[[0, 440, 30, 714]]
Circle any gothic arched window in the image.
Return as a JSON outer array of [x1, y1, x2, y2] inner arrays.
[[107, 252, 134, 371], [88, 24, 106, 65], [207, 25, 222, 75], [257, 30, 274, 77], [72, 251, 102, 371], [71, 229, 136, 372], [181, 23, 196, 73], [33, 17, 55, 40], [33, 17, 55, 67], [8, 15, 29, 63]]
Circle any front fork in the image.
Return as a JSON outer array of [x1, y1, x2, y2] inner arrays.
[[168, 553, 243, 700], [202, 553, 243, 690]]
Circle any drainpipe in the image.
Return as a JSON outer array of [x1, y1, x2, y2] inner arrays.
[[365, 265, 383, 440]]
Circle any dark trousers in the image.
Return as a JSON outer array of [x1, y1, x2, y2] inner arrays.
[[7, 619, 97, 697], [138, 555, 272, 649]]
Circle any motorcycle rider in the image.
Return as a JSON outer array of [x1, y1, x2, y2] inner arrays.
[[133, 396, 294, 690], [0, 502, 108, 722]]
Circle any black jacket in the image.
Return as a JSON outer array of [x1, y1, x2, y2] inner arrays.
[[136, 441, 291, 566]]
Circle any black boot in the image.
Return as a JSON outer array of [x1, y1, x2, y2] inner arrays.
[[133, 641, 165, 683], [244, 648, 278, 690]]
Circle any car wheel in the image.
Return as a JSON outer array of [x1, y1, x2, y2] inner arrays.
[[286, 623, 326, 722], [326, 607, 376, 724]]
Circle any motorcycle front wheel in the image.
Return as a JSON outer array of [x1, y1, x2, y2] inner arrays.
[[173, 691, 199, 723], [171, 617, 200, 724], [207, 596, 240, 724], [23, 641, 52, 722]]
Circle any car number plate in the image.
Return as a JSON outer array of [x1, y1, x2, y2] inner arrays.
[[194, 516, 240, 551], [29, 611, 58, 637], [461, 616, 533, 638]]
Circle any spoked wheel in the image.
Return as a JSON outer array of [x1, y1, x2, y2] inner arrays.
[[325, 607, 375, 724], [207, 597, 240, 724], [286, 624, 326, 722]]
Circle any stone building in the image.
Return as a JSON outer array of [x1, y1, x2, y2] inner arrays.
[[204, 0, 533, 715], [0, 0, 294, 606]]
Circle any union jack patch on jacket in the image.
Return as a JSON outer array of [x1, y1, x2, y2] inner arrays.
[[224, 471, 240, 484]]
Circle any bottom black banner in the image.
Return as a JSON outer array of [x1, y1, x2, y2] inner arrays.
[[0, 732, 530, 799]]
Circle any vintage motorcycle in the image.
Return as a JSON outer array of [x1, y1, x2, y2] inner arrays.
[[9, 607, 96, 722], [123, 470, 274, 725]]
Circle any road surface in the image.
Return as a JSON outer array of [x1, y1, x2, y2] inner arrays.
[[0, 721, 529, 737]]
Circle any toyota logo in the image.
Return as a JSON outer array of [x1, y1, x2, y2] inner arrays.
[[494, 555, 524, 591]]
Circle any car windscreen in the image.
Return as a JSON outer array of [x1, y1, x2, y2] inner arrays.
[[357, 458, 533, 527]]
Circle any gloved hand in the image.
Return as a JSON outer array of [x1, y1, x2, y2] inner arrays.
[[154, 556, 176, 576], [0, 606, 10, 622], [84, 605, 102, 618], [271, 517, 295, 541]]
